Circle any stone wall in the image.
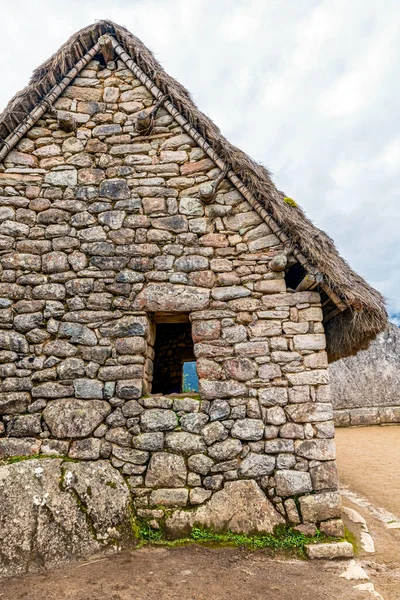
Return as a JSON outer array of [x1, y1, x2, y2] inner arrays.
[[0, 55, 342, 539], [330, 323, 400, 426]]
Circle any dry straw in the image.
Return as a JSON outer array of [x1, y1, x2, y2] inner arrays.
[[0, 20, 387, 361]]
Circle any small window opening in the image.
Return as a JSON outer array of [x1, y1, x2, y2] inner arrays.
[[152, 318, 197, 395], [285, 261, 306, 291]]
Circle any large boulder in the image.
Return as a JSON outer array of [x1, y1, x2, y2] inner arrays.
[[0, 459, 134, 579], [165, 480, 284, 538]]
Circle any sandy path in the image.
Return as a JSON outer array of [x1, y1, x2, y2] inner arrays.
[[336, 425, 400, 518]]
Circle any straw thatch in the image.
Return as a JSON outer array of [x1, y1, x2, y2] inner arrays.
[[0, 20, 388, 362]]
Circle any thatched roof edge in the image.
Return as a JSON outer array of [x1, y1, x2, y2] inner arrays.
[[0, 20, 388, 361]]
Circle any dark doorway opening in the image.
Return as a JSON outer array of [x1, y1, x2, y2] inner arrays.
[[152, 319, 198, 395]]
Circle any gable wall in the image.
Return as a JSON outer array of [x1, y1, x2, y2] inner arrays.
[[0, 56, 342, 536]]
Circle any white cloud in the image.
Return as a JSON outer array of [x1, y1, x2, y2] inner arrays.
[[0, 0, 398, 321]]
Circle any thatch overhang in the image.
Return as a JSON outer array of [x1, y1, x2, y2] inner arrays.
[[0, 20, 388, 362]]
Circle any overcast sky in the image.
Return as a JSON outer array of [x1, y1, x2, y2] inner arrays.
[[1, 0, 399, 324]]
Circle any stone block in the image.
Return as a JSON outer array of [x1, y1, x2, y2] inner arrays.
[[69, 438, 101, 460], [238, 453, 275, 477], [286, 370, 329, 386], [295, 439, 336, 460], [145, 452, 187, 487], [140, 409, 178, 432], [305, 542, 353, 560], [199, 380, 247, 400], [135, 284, 210, 312], [310, 461, 339, 491], [224, 357, 257, 381], [259, 388, 288, 407], [43, 399, 111, 438], [275, 470, 312, 496], [180, 413, 209, 434], [0, 438, 41, 459], [150, 488, 188, 507], [132, 433, 164, 451], [74, 378, 103, 399], [0, 392, 30, 415], [165, 432, 206, 455], [231, 419, 264, 441], [293, 334, 326, 351], [208, 438, 242, 461], [285, 402, 333, 423], [190, 488, 212, 505], [299, 492, 342, 522], [264, 439, 294, 454], [188, 454, 214, 475]]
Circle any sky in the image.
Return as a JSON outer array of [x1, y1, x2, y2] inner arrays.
[[1, 0, 399, 325]]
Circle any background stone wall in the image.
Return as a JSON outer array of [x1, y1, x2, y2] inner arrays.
[[330, 323, 400, 426], [0, 55, 342, 536]]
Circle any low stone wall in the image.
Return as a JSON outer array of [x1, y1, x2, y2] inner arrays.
[[334, 406, 400, 427]]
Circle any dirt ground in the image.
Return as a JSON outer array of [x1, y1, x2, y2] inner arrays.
[[336, 425, 400, 517], [0, 545, 366, 600], [337, 425, 400, 600]]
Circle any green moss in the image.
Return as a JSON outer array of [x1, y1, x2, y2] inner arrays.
[[189, 525, 329, 556], [2, 454, 42, 465], [283, 197, 297, 207], [133, 519, 335, 558], [106, 481, 117, 489], [344, 527, 358, 553]]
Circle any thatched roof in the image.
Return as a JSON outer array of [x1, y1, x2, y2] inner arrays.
[[0, 20, 388, 362]]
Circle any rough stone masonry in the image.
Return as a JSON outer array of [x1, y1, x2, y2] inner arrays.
[[0, 54, 344, 559]]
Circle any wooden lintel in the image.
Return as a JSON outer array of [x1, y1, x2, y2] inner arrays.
[[295, 274, 315, 292]]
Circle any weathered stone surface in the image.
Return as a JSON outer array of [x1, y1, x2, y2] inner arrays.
[[135, 284, 210, 312], [0, 459, 132, 578], [166, 480, 284, 538], [208, 439, 242, 461], [180, 413, 209, 434], [295, 439, 336, 460], [275, 470, 313, 496], [132, 433, 164, 451], [150, 488, 188, 507], [145, 452, 187, 487], [73, 378, 103, 399], [231, 419, 264, 441], [0, 438, 41, 459], [285, 402, 333, 423], [69, 438, 101, 460], [310, 461, 339, 491], [112, 447, 149, 465], [209, 399, 231, 421], [305, 542, 353, 560], [165, 432, 206, 455], [238, 453, 275, 477], [224, 357, 256, 381], [199, 380, 247, 400], [201, 421, 227, 445], [0, 391, 30, 414], [140, 409, 178, 432], [43, 399, 110, 438], [299, 492, 342, 522], [188, 453, 214, 475], [190, 487, 212, 505]]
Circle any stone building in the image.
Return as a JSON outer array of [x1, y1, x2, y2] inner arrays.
[[0, 20, 388, 566]]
